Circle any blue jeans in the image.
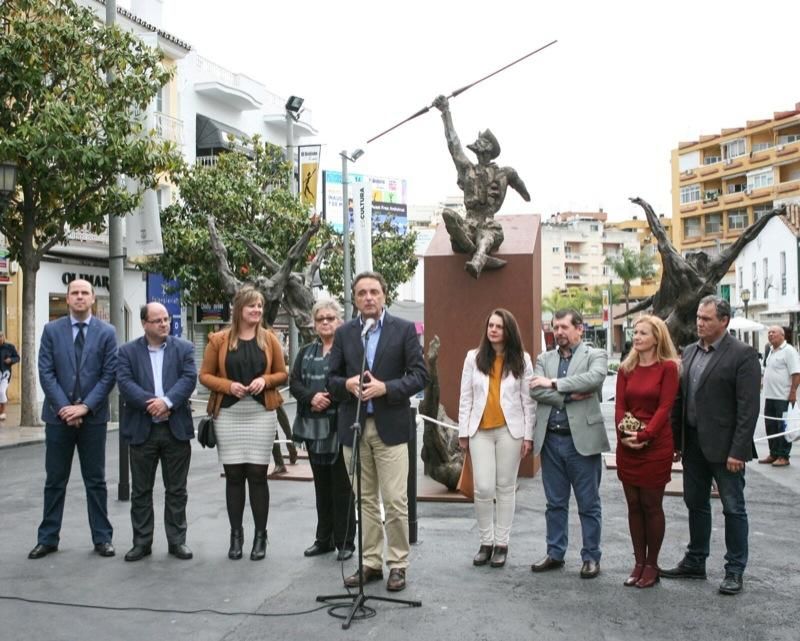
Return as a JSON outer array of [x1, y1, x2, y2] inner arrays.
[[540, 432, 603, 562], [37, 423, 113, 546], [682, 429, 748, 575]]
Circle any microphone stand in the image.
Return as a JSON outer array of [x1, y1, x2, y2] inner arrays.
[[316, 327, 421, 629]]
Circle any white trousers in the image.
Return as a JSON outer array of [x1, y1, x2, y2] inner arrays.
[[470, 426, 522, 546]]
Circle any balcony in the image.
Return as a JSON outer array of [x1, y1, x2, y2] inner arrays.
[[564, 252, 583, 262], [194, 55, 265, 111], [154, 112, 183, 144], [196, 155, 219, 168], [565, 272, 585, 282]]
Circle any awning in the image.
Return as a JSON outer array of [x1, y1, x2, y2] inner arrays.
[[195, 114, 252, 156]]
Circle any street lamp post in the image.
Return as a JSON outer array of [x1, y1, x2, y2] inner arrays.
[[741, 288, 751, 319], [340, 149, 364, 318], [284, 96, 304, 365]]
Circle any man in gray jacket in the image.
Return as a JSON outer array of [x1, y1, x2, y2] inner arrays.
[[529, 308, 609, 578]]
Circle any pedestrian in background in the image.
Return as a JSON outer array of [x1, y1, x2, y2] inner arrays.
[[759, 325, 800, 467], [458, 308, 535, 568], [615, 315, 679, 588], [0, 330, 20, 420]]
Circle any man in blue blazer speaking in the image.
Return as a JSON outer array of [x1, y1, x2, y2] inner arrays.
[[29, 279, 118, 559], [117, 303, 197, 562]]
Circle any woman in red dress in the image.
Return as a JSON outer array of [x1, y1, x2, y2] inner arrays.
[[615, 315, 679, 588]]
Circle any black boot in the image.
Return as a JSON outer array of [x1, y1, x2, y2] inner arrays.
[[251, 530, 267, 561], [228, 528, 244, 560]]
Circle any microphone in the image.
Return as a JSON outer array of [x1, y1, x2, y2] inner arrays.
[[361, 318, 376, 338]]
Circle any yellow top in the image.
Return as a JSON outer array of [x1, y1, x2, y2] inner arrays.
[[479, 354, 506, 429]]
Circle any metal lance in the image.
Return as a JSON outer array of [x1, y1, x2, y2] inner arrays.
[[366, 39, 558, 145]]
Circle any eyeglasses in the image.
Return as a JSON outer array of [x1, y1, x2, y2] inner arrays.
[[315, 316, 337, 323]]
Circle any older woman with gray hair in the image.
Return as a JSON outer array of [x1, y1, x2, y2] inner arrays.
[[290, 299, 356, 560]]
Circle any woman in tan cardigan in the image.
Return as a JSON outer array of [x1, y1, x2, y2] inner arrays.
[[199, 286, 287, 560]]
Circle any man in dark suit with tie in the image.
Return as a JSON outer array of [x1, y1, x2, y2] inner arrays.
[[328, 271, 428, 592], [661, 295, 761, 595], [29, 279, 118, 559], [117, 303, 197, 561]]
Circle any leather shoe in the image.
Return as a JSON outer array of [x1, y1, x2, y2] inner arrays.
[[94, 542, 115, 557], [28, 544, 58, 559], [660, 560, 706, 579], [580, 560, 600, 579], [719, 572, 743, 595], [304, 541, 335, 557], [343, 566, 383, 588], [386, 567, 407, 592], [490, 546, 508, 568], [772, 457, 790, 467], [124, 544, 152, 562], [635, 565, 660, 588], [758, 455, 777, 464], [336, 547, 354, 561], [473, 544, 493, 566], [530, 555, 565, 572], [168, 543, 193, 560]]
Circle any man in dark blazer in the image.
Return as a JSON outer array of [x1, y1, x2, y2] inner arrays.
[[117, 303, 197, 561], [29, 279, 118, 559], [328, 271, 428, 592], [661, 295, 760, 595]]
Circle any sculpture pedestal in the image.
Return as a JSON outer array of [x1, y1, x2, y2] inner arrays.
[[424, 214, 542, 477]]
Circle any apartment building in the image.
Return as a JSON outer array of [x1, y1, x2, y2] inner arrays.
[[605, 214, 672, 300], [541, 211, 641, 295], [671, 102, 800, 299]]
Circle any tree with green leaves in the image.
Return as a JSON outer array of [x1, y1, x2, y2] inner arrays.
[[320, 218, 418, 307], [145, 138, 316, 306], [149, 139, 418, 314], [605, 248, 657, 324], [0, 0, 181, 425]]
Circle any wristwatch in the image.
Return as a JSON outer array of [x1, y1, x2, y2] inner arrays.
[[551, 380, 557, 390]]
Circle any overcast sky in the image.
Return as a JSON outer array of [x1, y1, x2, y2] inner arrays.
[[134, 0, 800, 220]]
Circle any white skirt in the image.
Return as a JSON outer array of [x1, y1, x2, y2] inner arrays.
[[215, 396, 277, 466]]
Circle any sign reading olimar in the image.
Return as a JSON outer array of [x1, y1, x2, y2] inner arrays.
[[433, 94, 531, 279]]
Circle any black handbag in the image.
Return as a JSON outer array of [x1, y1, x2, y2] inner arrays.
[[197, 416, 216, 449]]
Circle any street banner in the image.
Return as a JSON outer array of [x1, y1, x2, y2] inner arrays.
[[126, 186, 164, 258], [351, 179, 373, 273], [298, 145, 321, 211]]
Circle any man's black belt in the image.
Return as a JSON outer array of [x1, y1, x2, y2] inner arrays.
[[546, 427, 571, 436]]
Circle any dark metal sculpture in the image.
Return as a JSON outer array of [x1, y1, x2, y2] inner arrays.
[[625, 197, 787, 348], [207, 215, 331, 342], [432, 95, 531, 279], [419, 336, 464, 490]]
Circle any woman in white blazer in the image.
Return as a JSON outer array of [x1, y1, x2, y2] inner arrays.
[[459, 309, 535, 568]]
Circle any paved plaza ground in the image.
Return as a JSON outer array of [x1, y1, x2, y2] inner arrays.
[[1, 376, 798, 640]]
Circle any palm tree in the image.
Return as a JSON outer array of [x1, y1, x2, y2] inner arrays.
[[605, 248, 656, 324]]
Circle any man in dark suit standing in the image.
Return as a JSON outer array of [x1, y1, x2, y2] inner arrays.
[[661, 295, 760, 595], [29, 279, 118, 559], [117, 303, 197, 562], [328, 271, 428, 592]]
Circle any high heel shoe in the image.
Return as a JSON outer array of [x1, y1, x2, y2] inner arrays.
[[623, 563, 644, 587], [251, 530, 267, 561], [228, 528, 244, 560], [635, 564, 660, 588]]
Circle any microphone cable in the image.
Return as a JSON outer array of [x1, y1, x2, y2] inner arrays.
[[0, 594, 339, 617]]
